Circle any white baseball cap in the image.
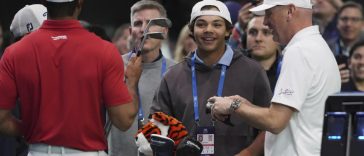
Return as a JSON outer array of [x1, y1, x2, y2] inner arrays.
[[250, 0, 313, 15], [10, 4, 47, 38], [46, 0, 75, 2], [190, 0, 232, 24]]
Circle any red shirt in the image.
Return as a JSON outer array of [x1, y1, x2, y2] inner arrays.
[[0, 20, 132, 150]]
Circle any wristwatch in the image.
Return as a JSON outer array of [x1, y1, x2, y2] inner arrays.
[[229, 99, 241, 114]]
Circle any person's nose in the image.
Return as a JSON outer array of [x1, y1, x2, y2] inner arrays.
[[205, 24, 213, 33], [255, 31, 264, 42], [141, 21, 148, 33]]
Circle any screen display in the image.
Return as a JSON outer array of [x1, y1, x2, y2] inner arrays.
[[326, 112, 347, 140], [356, 112, 364, 140]]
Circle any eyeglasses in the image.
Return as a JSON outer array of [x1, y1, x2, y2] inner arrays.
[[339, 16, 363, 23]]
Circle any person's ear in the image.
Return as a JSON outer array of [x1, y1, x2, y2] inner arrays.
[[286, 4, 296, 22]]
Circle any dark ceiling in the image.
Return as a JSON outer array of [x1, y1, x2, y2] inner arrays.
[[0, 0, 208, 41]]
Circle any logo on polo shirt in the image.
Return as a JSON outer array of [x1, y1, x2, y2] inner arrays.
[[278, 88, 294, 96], [51, 35, 68, 40]]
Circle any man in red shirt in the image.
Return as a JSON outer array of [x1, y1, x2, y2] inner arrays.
[[0, 0, 142, 155]]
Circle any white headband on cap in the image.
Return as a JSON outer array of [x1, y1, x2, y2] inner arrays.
[[190, 0, 232, 24], [250, 0, 312, 15]]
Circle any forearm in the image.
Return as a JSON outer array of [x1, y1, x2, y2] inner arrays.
[[0, 110, 22, 136], [126, 80, 139, 117], [234, 99, 293, 134], [107, 81, 139, 131], [234, 100, 277, 134]]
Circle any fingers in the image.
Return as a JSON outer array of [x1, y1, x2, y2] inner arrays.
[[238, 3, 254, 29], [241, 2, 253, 11], [338, 63, 346, 70], [338, 63, 350, 83], [211, 103, 228, 121], [208, 96, 218, 103], [125, 53, 143, 86], [340, 69, 350, 83]]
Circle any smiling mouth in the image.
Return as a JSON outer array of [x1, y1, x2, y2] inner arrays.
[[202, 37, 215, 41]]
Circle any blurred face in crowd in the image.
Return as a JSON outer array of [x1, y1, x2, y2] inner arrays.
[[130, 8, 167, 53], [337, 7, 363, 42], [114, 28, 130, 55], [313, 0, 337, 18], [264, 5, 289, 45], [183, 35, 197, 55], [350, 46, 364, 82], [247, 16, 278, 60], [193, 8, 230, 53]]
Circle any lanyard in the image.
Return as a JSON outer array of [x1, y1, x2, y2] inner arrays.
[[191, 53, 227, 122], [276, 55, 282, 80], [127, 52, 167, 122]]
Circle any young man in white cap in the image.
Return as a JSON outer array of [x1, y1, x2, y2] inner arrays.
[[10, 4, 47, 41], [210, 0, 341, 155], [0, 0, 142, 156], [151, 0, 272, 155]]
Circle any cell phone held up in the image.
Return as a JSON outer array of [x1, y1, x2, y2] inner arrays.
[[335, 55, 349, 69]]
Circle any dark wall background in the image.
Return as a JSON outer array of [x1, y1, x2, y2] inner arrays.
[[0, 0, 217, 41]]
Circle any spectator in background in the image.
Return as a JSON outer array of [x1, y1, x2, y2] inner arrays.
[[246, 15, 281, 91], [112, 23, 131, 55], [342, 40, 364, 91], [328, 1, 364, 83], [328, 1, 364, 57], [313, 0, 342, 42], [0, 4, 47, 156], [228, 1, 260, 50], [173, 24, 197, 62], [10, 4, 47, 41], [108, 1, 175, 156]]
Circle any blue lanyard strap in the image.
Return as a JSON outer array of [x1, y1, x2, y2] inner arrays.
[[217, 65, 226, 96], [161, 57, 166, 77], [276, 55, 282, 80], [191, 54, 199, 122], [191, 53, 227, 122], [335, 39, 343, 56], [128, 51, 167, 121]]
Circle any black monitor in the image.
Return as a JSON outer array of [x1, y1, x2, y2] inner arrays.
[[321, 92, 364, 156]]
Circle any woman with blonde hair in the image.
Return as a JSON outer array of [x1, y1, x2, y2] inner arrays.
[[173, 24, 197, 62]]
